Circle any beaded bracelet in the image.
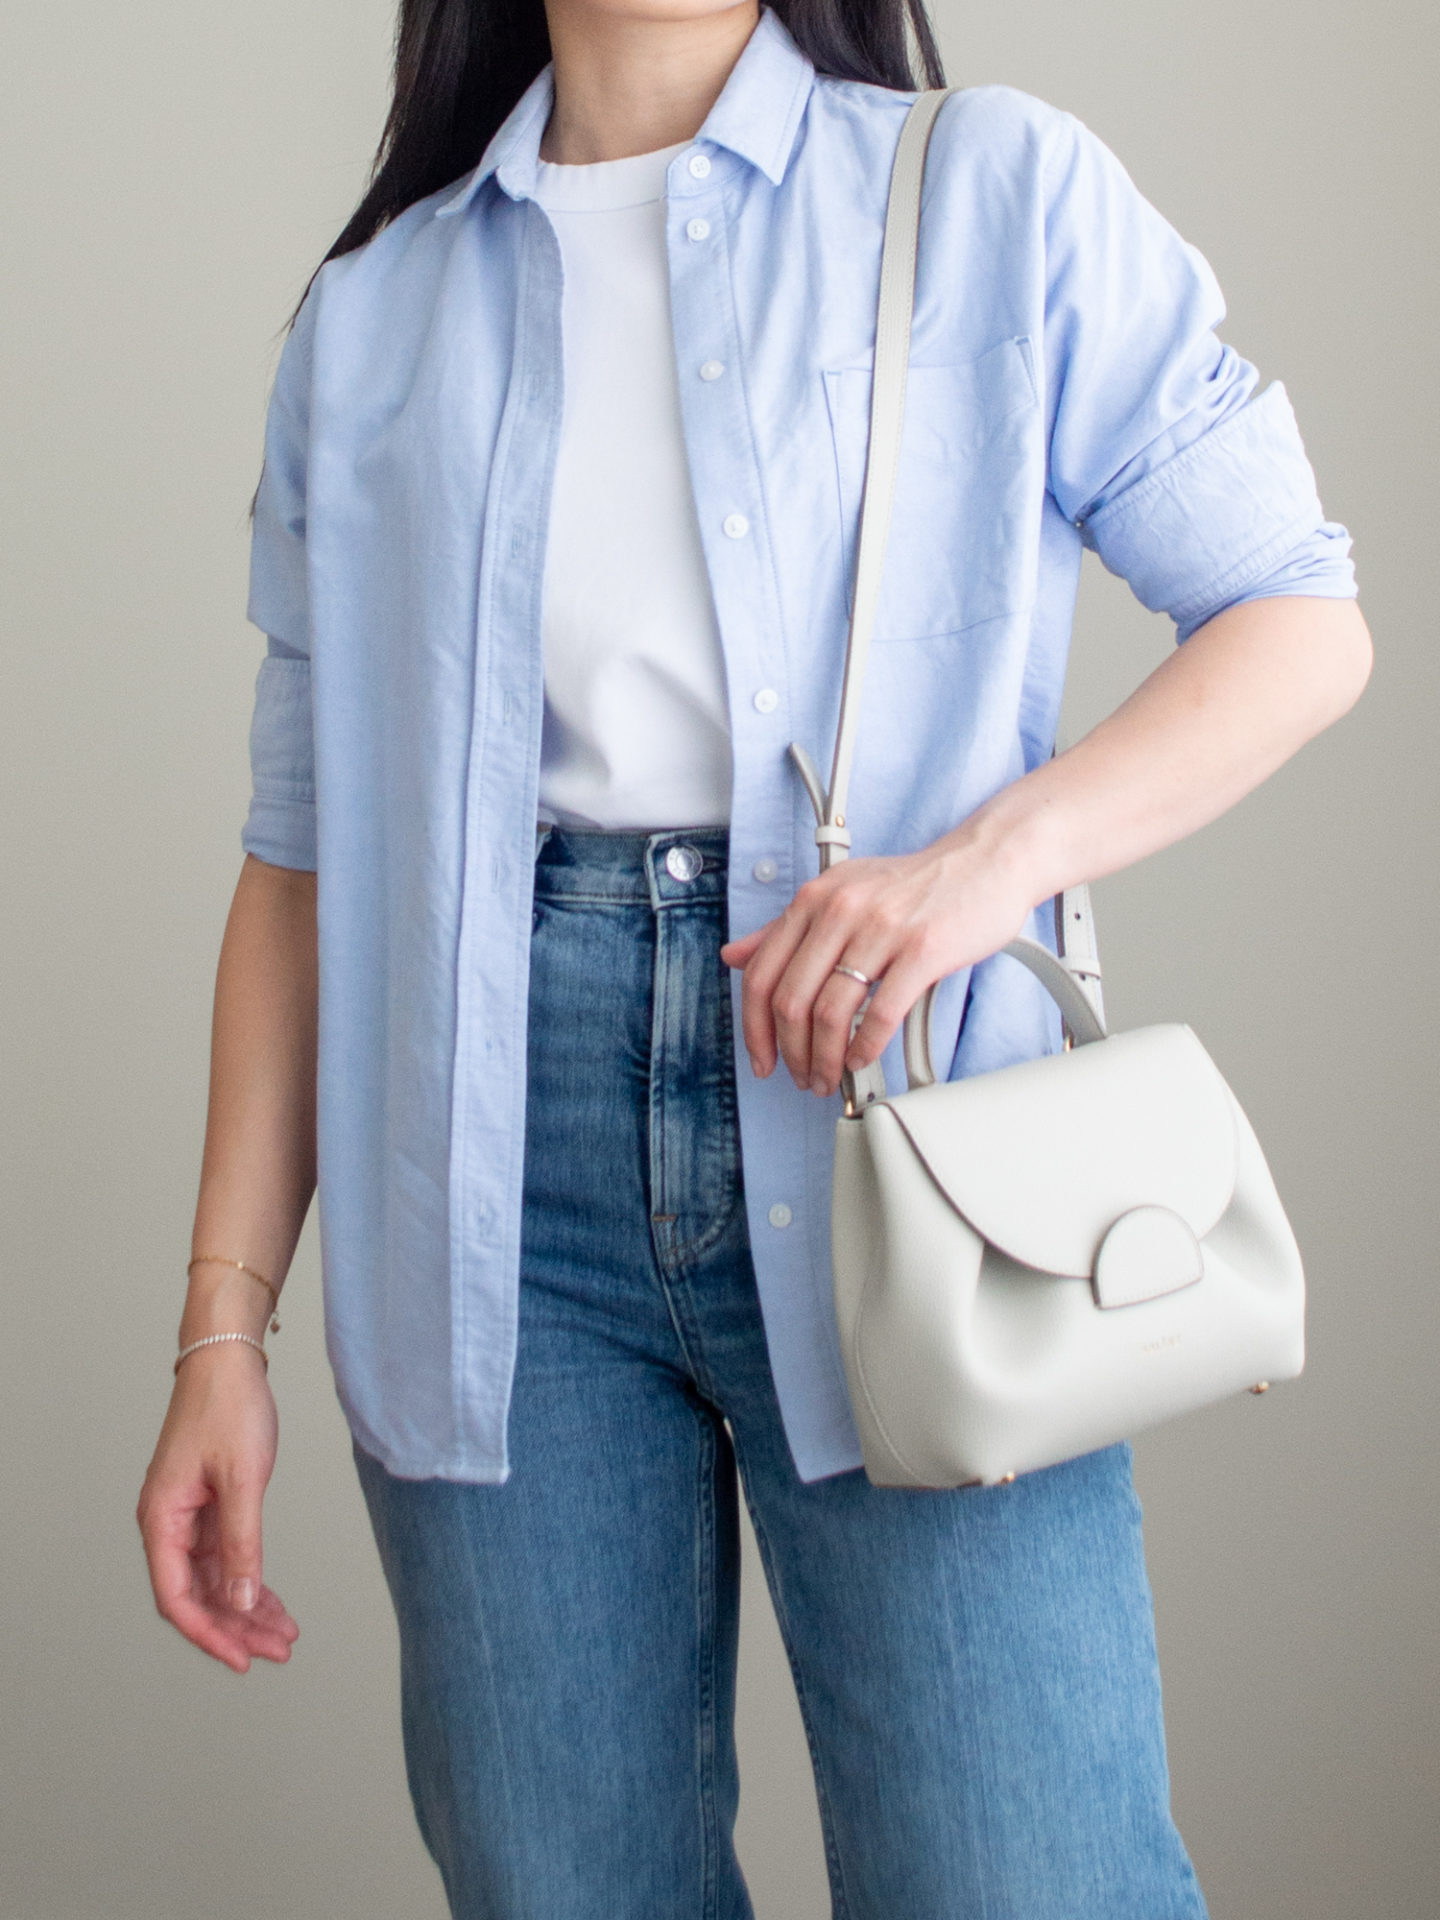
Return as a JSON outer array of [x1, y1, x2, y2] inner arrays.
[[174, 1330, 270, 1376], [188, 1254, 281, 1333]]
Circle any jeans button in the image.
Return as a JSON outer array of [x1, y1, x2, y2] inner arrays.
[[665, 845, 704, 883]]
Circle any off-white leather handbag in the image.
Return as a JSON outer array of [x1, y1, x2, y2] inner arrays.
[[789, 89, 1306, 1490]]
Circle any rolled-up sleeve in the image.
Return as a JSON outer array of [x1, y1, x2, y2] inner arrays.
[[242, 645, 317, 869], [1042, 109, 1356, 637], [241, 292, 318, 870]]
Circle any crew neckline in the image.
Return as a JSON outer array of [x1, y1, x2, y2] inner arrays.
[[533, 139, 691, 212]]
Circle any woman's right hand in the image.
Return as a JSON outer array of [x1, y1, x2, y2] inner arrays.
[[137, 1343, 299, 1673]]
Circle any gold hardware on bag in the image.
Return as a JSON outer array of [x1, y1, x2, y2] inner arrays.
[[1249, 1381, 1271, 1394]]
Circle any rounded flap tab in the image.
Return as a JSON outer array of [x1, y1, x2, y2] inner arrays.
[[1094, 1205, 1204, 1310], [880, 1023, 1238, 1277]]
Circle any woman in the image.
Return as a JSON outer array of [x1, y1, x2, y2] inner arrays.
[[137, 0, 1370, 1913]]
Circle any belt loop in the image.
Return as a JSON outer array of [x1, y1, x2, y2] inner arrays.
[[535, 822, 552, 862], [643, 832, 668, 913]]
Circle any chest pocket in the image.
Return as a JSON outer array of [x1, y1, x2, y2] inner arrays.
[[823, 336, 1040, 642]]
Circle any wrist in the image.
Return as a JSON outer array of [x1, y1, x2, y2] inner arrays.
[[940, 776, 1071, 916], [179, 1267, 276, 1347], [174, 1332, 270, 1371]]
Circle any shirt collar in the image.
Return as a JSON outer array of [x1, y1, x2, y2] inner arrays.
[[434, 4, 815, 219]]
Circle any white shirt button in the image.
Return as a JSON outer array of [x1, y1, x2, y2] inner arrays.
[[699, 359, 725, 382], [722, 512, 749, 540], [687, 151, 712, 179], [686, 217, 711, 241], [752, 686, 778, 714], [768, 1202, 793, 1230], [752, 857, 778, 883]]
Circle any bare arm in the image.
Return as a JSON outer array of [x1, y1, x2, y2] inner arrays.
[[137, 853, 317, 1671], [721, 595, 1374, 1094]]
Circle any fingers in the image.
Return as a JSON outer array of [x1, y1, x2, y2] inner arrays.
[[729, 840, 1035, 1095], [216, 1460, 265, 1618], [250, 1583, 301, 1647], [718, 925, 768, 969], [220, 1584, 299, 1666], [725, 858, 969, 1095], [728, 902, 813, 1075], [736, 875, 901, 1093], [139, 1466, 297, 1674], [194, 1523, 296, 1664], [776, 959, 874, 1094], [140, 1486, 255, 1672], [842, 950, 937, 1077]]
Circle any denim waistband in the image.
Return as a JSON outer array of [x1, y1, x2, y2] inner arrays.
[[533, 823, 730, 911]]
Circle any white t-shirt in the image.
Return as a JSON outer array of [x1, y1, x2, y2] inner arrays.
[[532, 140, 732, 828]]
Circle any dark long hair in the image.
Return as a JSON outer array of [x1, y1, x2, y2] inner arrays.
[[321, 0, 945, 269]]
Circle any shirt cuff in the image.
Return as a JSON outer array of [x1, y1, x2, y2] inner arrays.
[[1174, 520, 1358, 642], [1080, 380, 1332, 633], [241, 653, 317, 871]]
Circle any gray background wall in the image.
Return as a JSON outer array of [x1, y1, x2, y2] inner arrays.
[[1, 2, 1433, 1914]]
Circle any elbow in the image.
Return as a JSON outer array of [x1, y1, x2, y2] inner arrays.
[[1324, 600, 1374, 724]]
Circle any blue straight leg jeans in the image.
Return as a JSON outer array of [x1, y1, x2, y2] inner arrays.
[[354, 824, 1209, 1920]]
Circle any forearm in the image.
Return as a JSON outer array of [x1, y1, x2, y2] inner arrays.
[[721, 592, 1372, 1093], [181, 854, 318, 1345], [966, 595, 1373, 910]]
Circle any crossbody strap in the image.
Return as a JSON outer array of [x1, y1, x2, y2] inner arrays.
[[787, 89, 1106, 1099], [787, 88, 951, 860]]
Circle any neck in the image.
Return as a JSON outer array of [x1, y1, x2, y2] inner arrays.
[[538, 0, 760, 164]]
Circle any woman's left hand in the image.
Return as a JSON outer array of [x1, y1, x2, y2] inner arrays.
[[720, 598, 1375, 1100], [719, 820, 1036, 1098]]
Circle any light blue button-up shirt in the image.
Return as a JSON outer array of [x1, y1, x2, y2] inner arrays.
[[242, 5, 1355, 1483]]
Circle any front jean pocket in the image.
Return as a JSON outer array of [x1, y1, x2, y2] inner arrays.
[[823, 336, 1041, 643]]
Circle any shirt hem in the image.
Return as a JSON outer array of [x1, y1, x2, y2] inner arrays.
[[343, 1410, 514, 1485]]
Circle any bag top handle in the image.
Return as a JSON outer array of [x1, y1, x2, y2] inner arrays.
[[787, 89, 1107, 1101]]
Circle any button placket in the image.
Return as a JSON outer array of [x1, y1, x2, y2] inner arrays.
[[666, 161, 788, 894]]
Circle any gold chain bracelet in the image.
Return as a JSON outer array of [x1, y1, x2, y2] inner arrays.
[[188, 1255, 281, 1333]]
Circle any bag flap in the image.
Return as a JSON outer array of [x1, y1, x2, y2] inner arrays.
[[882, 1024, 1238, 1278]]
